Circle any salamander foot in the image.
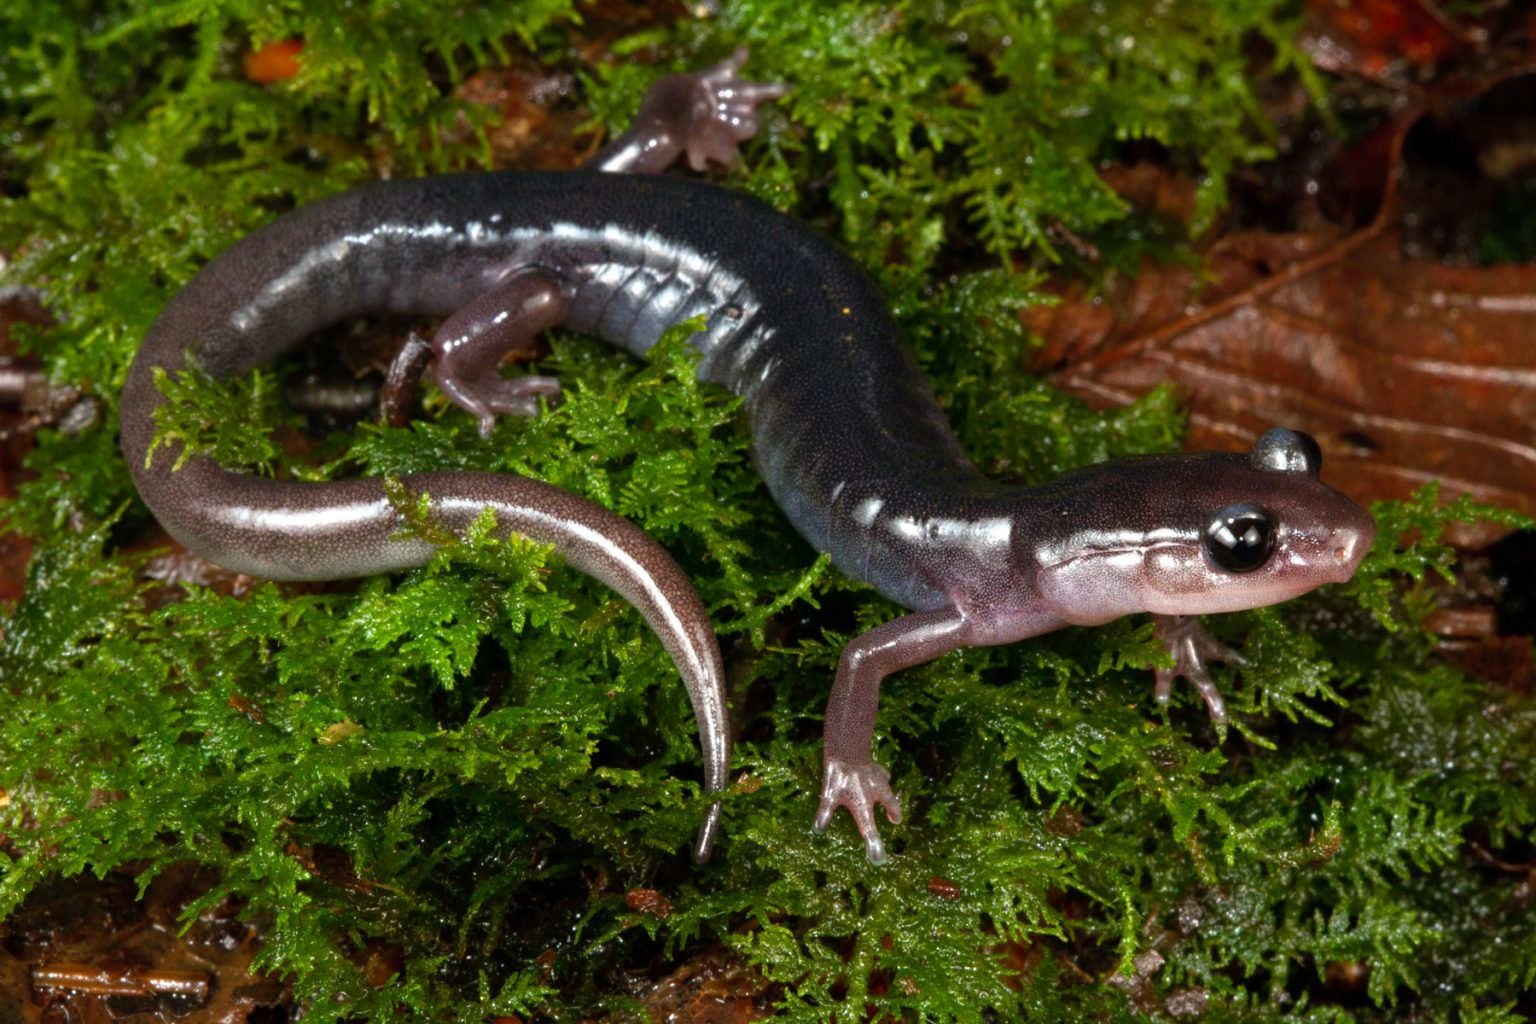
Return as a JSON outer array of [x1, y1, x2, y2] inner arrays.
[[1151, 614, 1246, 731], [815, 756, 902, 865], [683, 47, 788, 170], [586, 47, 786, 174]]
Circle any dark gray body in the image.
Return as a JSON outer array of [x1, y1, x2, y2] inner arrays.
[[123, 172, 1000, 611]]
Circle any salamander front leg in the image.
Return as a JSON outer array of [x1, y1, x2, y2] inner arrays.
[[1151, 614, 1246, 730], [815, 607, 973, 864]]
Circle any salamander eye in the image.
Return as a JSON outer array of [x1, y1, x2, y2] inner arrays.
[[1251, 428, 1322, 475], [1205, 503, 1276, 573]]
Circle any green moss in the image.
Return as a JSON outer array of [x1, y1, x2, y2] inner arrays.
[[2, 1, 1533, 1020]]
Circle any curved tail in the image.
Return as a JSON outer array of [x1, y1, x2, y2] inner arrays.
[[121, 409, 731, 858]]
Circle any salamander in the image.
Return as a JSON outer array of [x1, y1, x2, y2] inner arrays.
[[121, 51, 1375, 865]]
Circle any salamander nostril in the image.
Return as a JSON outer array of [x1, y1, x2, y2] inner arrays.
[[1331, 519, 1373, 570], [1329, 530, 1355, 568]]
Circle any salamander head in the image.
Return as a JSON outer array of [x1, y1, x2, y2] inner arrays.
[[1030, 429, 1376, 626]]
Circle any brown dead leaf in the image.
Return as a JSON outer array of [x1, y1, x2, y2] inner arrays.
[[1300, 0, 1475, 82], [1029, 225, 1536, 542], [451, 63, 586, 170], [620, 944, 774, 1024], [1027, 70, 1536, 546]]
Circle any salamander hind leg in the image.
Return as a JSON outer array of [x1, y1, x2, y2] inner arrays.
[[683, 47, 788, 171], [585, 47, 786, 174], [426, 266, 573, 437], [381, 330, 433, 428]]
